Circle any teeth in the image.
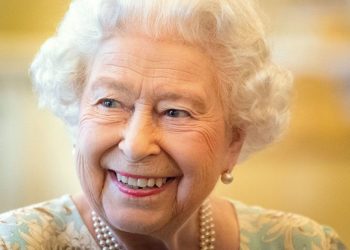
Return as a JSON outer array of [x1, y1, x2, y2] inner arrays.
[[128, 177, 137, 186], [147, 178, 155, 187], [156, 178, 163, 188], [116, 173, 169, 189], [137, 178, 147, 188], [121, 175, 128, 184]]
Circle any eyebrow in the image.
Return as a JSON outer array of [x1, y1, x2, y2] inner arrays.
[[155, 87, 207, 112], [89, 77, 135, 99], [89, 76, 207, 111]]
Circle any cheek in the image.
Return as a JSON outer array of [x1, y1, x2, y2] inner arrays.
[[166, 136, 221, 212], [77, 112, 123, 164], [171, 124, 226, 163], [75, 149, 105, 212], [163, 123, 226, 181], [75, 113, 123, 211], [171, 126, 227, 210]]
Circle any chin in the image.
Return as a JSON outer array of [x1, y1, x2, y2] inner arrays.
[[104, 205, 171, 235]]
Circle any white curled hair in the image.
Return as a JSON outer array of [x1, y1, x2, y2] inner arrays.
[[30, 0, 293, 161]]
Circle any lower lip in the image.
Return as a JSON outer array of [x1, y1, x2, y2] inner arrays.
[[109, 171, 173, 198]]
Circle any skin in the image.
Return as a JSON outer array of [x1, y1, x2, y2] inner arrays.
[[73, 33, 244, 249]]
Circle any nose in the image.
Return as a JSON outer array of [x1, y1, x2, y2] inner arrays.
[[118, 109, 161, 162]]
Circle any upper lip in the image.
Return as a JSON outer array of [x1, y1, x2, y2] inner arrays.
[[108, 169, 180, 179]]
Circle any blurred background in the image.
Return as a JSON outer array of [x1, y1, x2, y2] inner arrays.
[[0, 0, 349, 246]]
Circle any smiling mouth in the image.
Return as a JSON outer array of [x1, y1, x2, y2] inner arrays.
[[108, 170, 176, 190]]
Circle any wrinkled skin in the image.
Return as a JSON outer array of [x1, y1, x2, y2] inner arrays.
[[75, 33, 243, 249]]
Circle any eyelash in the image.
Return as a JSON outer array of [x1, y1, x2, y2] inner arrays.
[[98, 99, 191, 119], [99, 98, 122, 108], [164, 109, 190, 118]]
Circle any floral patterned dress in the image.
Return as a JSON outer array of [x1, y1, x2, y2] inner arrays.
[[0, 195, 347, 249]]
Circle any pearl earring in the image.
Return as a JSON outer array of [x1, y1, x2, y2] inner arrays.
[[221, 171, 234, 184]]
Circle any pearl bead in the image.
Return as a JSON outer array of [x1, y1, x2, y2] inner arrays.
[[200, 241, 207, 247], [198, 200, 215, 250]]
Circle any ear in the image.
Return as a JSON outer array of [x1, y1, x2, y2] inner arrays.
[[223, 127, 246, 173]]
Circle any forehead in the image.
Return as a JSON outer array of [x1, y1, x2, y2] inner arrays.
[[88, 34, 216, 88]]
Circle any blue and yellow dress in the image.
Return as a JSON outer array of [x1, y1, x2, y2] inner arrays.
[[0, 195, 347, 249]]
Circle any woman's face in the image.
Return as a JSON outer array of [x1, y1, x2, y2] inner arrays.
[[77, 34, 242, 235]]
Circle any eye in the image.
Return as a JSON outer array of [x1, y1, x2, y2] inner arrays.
[[165, 109, 190, 118], [99, 98, 122, 108]]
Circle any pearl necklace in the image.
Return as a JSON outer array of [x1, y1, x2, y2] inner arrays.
[[91, 200, 215, 250], [91, 211, 123, 250]]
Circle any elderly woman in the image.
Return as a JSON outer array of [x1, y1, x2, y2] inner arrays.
[[0, 0, 347, 249]]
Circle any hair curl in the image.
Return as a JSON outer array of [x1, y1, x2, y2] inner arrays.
[[30, 0, 293, 161]]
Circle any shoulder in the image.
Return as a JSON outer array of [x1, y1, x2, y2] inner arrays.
[[226, 199, 347, 250], [0, 195, 97, 249]]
